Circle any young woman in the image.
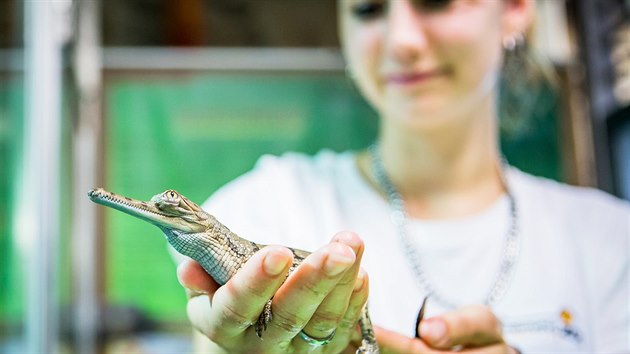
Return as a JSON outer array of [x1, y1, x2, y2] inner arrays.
[[177, 0, 629, 352]]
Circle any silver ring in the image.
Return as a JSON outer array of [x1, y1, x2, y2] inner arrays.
[[298, 328, 336, 346]]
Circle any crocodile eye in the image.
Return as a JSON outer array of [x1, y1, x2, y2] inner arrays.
[[169, 191, 177, 198]]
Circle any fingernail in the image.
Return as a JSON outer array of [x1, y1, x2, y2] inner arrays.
[[187, 287, 208, 295], [420, 318, 447, 341], [263, 250, 290, 276], [333, 231, 362, 253], [353, 270, 366, 291], [323, 245, 355, 276]]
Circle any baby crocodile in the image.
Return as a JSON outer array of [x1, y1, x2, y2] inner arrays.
[[88, 188, 379, 353]]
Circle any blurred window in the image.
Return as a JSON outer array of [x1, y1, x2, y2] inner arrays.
[[0, 0, 22, 48], [103, 0, 339, 47]]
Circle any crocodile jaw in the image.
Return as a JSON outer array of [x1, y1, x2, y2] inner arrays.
[[87, 188, 204, 233]]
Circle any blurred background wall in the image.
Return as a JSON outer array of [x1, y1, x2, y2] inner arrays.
[[0, 1, 628, 353]]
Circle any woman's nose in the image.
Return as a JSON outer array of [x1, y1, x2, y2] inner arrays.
[[385, 1, 428, 65]]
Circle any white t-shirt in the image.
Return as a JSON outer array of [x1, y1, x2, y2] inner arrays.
[[203, 150, 629, 353]]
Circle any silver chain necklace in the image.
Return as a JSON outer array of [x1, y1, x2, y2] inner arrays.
[[369, 143, 520, 309]]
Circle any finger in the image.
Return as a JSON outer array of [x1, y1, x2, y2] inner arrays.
[[374, 326, 430, 354], [177, 258, 220, 298], [198, 246, 293, 342], [300, 231, 365, 340], [265, 242, 356, 341], [298, 268, 369, 353], [333, 269, 368, 344], [419, 305, 503, 349], [463, 343, 515, 354]]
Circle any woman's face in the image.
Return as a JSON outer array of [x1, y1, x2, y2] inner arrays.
[[338, 0, 531, 129]]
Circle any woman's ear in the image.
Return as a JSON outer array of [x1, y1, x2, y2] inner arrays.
[[502, 0, 535, 38]]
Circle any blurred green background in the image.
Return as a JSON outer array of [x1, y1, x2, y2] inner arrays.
[[0, 77, 24, 328], [104, 73, 380, 322]]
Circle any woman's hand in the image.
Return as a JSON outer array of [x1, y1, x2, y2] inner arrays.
[[376, 305, 520, 354], [177, 231, 369, 354]]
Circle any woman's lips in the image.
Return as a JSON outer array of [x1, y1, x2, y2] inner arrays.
[[385, 70, 445, 85]]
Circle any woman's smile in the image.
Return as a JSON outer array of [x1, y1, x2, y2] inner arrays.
[[384, 68, 450, 87]]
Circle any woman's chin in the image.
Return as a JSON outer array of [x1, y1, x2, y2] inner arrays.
[[382, 99, 461, 132]]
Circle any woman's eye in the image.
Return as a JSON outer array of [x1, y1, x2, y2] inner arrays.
[[351, 1, 386, 21]]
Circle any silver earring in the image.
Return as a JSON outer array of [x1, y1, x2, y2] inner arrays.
[[503, 33, 524, 51]]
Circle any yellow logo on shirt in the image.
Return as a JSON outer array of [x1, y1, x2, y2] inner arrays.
[[560, 309, 572, 327]]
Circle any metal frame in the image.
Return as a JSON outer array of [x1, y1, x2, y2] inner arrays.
[[568, 0, 629, 193], [72, 1, 103, 353], [18, 1, 71, 352], [1, 47, 345, 72], [104, 47, 345, 72]]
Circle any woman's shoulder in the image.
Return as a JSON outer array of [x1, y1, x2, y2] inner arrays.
[[254, 149, 355, 177], [201, 149, 356, 244], [510, 167, 629, 216], [221, 149, 354, 194], [208, 149, 352, 199], [509, 167, 629, 239]]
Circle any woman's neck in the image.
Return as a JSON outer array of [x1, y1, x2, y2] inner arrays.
[[359, 101, 506, 219]]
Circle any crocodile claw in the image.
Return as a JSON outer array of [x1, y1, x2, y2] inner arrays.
[[255, 299, 273, 338], [356, 343, 380, 354]]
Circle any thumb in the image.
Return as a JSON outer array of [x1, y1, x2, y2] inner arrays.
[[374, 326, 430, 354], [177, 258, 220, 298], [419, 305, 503, 349]]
